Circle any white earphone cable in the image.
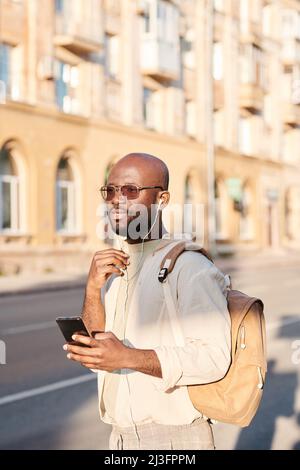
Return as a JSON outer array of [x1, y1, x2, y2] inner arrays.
[[116, 200, 162, 448]]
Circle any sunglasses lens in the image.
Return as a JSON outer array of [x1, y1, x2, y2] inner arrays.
[[101, 186, 115, 201], [122, 185, 139, 199]]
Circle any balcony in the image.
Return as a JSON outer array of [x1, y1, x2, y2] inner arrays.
[[214, 11, 224, 42], [54, 14, 102, 54], [239, 83, 264, 112], [104, 0, 121, 35], [240, 20, 262, 47], [282, 103, 300, 126], [282, 39, 300, 66], [141, 38, 180, 81], [0, 0, 25, 45]]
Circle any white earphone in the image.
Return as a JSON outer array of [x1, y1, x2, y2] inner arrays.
[[117, 196, 164, 446]]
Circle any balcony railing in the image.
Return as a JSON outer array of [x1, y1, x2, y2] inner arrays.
[[141, 37, 180, 81], [0, 0, 25, 45], [54, 11, 102, 53], [104, 0, 121, 35], [240, 20, 262, 46], [282, 102, 300, 125]]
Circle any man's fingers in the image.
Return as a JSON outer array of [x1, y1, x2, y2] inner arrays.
[[71, 334, 98, 347], [94, 249, 129, 260], [102, 266, 124, 276], [95, 255, 129, 268], [64, 344, 99, 356], [94, 332, 115, 341], [67, 353, 98, 364]]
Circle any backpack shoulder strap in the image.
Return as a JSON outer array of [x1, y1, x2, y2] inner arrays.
[[158, 240, 214, 283]]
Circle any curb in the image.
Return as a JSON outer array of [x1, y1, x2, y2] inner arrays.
[[0, 280, 86, 298]]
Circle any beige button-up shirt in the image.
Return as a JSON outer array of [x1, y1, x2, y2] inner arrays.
[[97, 237, 231, 427]]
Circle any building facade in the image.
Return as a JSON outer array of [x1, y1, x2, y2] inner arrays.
[[0, 0, 299, 274], [213, 0, 300, 253]]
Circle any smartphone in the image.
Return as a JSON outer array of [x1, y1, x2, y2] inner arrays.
[[56, 316, 90, 344]]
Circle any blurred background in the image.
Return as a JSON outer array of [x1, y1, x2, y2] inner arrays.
[[0, 0, 300, 450]]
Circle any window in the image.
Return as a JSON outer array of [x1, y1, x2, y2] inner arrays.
[[184, 175, 195, 235], [240, 44, 266, 88], [142, 0, 151, 34], [240, 0, 261, 30], [0, 147, 20, 233], [214, 0, 224, 13], [282, 9, 300, 40], [56, 158, 77, 233], [141, 0, 179, 43], [105, 34, 119, 79], [239, 117, 252, 155], [215, 179, 229, 240], [239, 185, 254, 241], [55, 61, 80, 114], [0, 43, 12, 97], [55, 0, 64, 13], [213, 42, 223, 81], [181, 29, 195, 69], [186, 100, 196, 137], [283, 65, 300, 105], [143, 88, 155, 129]]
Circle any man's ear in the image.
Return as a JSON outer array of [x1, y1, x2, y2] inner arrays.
[[157, 191, 170, 210]]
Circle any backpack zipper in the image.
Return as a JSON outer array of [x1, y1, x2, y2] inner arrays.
[[257, 367, 264, 389], [240, 325, 246, 349]]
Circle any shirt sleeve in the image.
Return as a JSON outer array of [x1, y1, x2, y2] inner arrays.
[[153, 254, 231, 392]]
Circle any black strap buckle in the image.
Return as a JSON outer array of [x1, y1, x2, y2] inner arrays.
[[158, 267, 168, 283]]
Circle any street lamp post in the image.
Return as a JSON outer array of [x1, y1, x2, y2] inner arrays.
[[205, 0, 217, 256]]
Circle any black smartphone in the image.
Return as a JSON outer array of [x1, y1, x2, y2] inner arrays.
[[56, 316, 90, 344]]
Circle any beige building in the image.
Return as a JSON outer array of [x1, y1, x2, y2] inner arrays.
[[0, 0, 299, 274]]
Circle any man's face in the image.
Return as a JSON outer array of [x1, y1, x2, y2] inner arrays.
[[105, 163, 161, 239]]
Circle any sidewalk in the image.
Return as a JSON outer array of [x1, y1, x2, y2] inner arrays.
[[0, 271, 87, 297], [1, 249, 300, 297], [215, 248, 300, 273]]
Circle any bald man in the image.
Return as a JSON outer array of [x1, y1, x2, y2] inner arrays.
[[64, 153, 231, 450]]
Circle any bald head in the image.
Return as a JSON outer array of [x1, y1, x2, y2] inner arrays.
[[109, 153, 169, 190]]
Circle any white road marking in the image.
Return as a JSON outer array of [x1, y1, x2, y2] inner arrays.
[[0, 321, 56, 335], [0, 374, 97, 406]]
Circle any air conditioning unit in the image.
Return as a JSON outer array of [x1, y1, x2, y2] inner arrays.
[[0, 81, 6, 104], [37, 56, 59, 80]]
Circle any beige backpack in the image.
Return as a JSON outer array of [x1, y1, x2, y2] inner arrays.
[[158, 241, 267, 428]]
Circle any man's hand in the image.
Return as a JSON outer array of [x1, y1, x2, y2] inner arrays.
[[63, 332, 162, 378], [86, 249, 130, 292], [64, 331, 131, 372]]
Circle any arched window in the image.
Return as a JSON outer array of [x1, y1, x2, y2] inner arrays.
[[215, 178, 230, 240], [0, 146, 20, 232], [239, 184, 254, 241], [56, 157, 78, 233], [285, 187, 300, 242], [183, 171, 204, 242]]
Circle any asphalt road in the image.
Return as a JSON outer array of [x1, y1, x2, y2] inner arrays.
[[0, 260, 300, 450]]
